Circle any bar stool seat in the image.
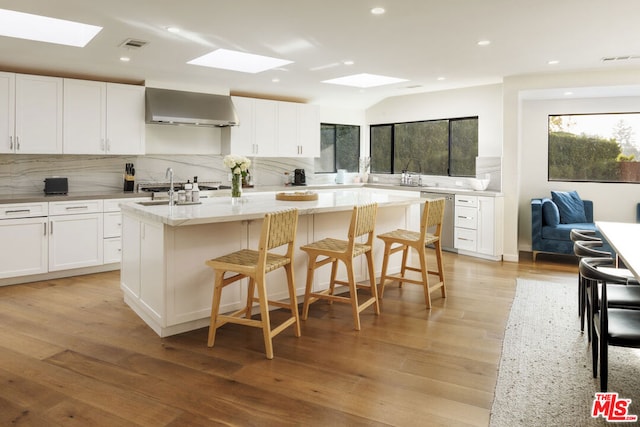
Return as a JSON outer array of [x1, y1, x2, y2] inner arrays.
[[205, 209, 300, 359], [377, 197, 446, 308], [300, 203, 379, 331]]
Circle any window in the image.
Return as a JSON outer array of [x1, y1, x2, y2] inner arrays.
[[548, 113, 640, 183], [315, 123, 360, 173], [370, 117, 478, 176]]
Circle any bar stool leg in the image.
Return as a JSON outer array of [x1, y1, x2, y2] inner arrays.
[[284, 264, 301, 337], [255, 274, 274, 360], [345, 259, 361, 331], [328, 258, 339, 305], [399, 246, 409, 288], [208, 270, 225, 347], [418, 245, 432, 308], [245, 278, 256, 319], [302, 256, 317, 320], [379, 242, 392, 298], [365, 250, 380, 315], [434, 241, 446, 298]]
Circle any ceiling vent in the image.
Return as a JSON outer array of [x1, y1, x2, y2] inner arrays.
[[119, 38, 149, 49], [601, 55, 640, 62]]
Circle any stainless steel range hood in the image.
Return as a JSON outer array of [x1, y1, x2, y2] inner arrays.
[[145, 88, 239, 127]]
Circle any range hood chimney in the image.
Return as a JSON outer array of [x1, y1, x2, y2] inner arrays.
[[145, 88, 239, 127]]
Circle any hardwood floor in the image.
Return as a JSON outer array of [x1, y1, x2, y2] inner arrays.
[[0, 252, 576, 426]]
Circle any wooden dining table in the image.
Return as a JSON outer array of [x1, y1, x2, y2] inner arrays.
[[596, 221, 640, 280]]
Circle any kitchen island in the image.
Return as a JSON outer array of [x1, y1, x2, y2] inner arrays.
[[120, 188, 421, 337]]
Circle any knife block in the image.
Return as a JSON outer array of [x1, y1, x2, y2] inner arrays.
[[123, 175, 135, 192]]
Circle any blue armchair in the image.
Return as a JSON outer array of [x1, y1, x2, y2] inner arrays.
[[531, 198, 613, 261]]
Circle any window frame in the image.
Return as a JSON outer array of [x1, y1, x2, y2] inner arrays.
[[369, 116, 478, 177], [315, 123, 361, 174]]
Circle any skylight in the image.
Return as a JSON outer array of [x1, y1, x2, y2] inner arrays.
[[322, 73, 408, 88], [188, 48, 293, 73], [0, 8, 102, 47]]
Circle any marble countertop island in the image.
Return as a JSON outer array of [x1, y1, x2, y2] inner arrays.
[[120, 188, 421, 227]]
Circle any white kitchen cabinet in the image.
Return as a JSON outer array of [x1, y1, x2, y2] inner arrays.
[[223, 96, 277, 156], [223, 96, 319, 158], [0, 72, 15, 154], [297, 103, 320, 157], [64, 79, 145, 155], [277, 101, 320, 157], [0, 202, 49, 279], [1, 74, 63, 154], [454, 194, 503, 261], [48, 200, 103, 271]]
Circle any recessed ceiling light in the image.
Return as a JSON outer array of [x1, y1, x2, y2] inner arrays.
[[343, 60, 355, 66], [322, 73, 408, 88], [120, 56, 131, 62], [564, 91, 573, 96], [0, 8, 102, 47], [166, 26, 180, 34], [371, 7, 386, 15], [477, 40, 491, 46], [437, 76, 446, 81], [548, 60, 560, 65], [272, 78, 280, 83], [187, 48, 293, 73]]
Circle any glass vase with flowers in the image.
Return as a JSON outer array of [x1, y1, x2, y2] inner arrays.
[[223, 154, 251, 202]]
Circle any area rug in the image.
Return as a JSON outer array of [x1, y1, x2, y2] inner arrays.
[[490, 279, 640, 426]]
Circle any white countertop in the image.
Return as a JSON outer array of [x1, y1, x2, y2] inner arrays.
[[120, 188, 421, 227]]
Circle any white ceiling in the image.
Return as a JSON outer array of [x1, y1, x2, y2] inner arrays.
[[1, 0, 640, 109]]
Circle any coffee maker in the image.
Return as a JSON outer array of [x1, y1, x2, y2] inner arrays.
[[293, 169, 306, 186]]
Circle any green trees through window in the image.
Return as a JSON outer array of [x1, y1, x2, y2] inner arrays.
[[370, 117, 478, 176], [315, 123, 360, 173], [548, 113, 640, 183]]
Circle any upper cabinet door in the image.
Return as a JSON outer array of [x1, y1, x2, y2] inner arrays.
[[63, 80, 145, 155], [0, 72, 15, 154], [63, 79, 106, 154], [252, 98, 278, 157], [105, 83, 145, 155], [297, 103, 320, 157], [15, 74, 63, 154]]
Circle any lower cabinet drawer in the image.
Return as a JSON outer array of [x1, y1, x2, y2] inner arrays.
[[455, 206, 477, 229], [104, 212, 122, 238], [104, 237, 121, 263], [455, 227, 477, 252]]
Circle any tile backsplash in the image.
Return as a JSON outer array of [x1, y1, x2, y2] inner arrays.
[[0, 154, 314, 195], [0, 154, 501, 195]]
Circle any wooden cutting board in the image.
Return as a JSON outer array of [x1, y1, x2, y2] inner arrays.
[[275, 191, 318, 201]]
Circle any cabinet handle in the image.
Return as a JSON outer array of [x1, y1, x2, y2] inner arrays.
[[9, 136, 12, 150], [50, 221, 53, 234], [106, 139, 111, 152], [6, 209, 30, 215], [65, 206, 89, 211], [15, 136, 20, 150], [44, 222, 47, 236]]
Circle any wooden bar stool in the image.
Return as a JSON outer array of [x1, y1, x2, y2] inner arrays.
[[205, 209, 300, 359], [300, 203, 379, 331], [377, 197, 446, 308]]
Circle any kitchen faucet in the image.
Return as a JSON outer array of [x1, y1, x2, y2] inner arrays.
[[165, 167, 175, 205]]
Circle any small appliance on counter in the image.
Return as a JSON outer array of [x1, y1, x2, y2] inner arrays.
[[124, 163, 135, 192], [44, 177, 68, 195], [293, 169, 306, 186]]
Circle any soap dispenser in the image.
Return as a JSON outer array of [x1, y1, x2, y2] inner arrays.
[[184, 180, 193, 202], [191, 176, 200, 203]]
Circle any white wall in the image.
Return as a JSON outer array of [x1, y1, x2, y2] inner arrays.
[[518, 96, 640, 250], [503, 69, 640, 260], [366, 84, 504, 157]]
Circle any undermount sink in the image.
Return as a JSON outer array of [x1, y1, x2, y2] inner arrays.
[[137, 200, 171, 206]]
